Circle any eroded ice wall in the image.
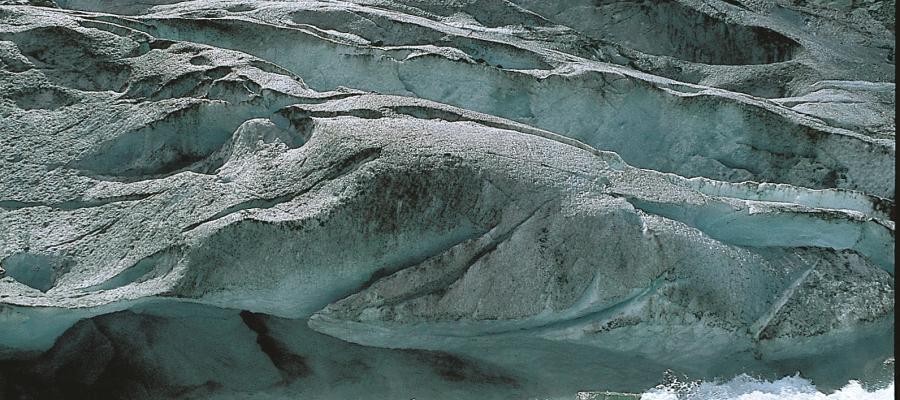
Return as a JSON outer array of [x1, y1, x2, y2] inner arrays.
[[0, 0, 894, 399]]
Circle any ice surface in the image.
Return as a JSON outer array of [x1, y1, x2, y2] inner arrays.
[[0, 0, 894, 398], [89, 2, 894, 196]]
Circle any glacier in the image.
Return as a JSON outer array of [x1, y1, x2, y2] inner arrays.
[[0, 0, 894, 399]]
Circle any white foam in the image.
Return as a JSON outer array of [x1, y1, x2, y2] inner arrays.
[[641, 374, 894, 400]]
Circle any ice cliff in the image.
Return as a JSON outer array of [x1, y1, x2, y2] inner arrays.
[[0, 0, 894, 398]]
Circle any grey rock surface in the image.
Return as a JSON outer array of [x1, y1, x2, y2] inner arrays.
[[0, 0, 894, 398]]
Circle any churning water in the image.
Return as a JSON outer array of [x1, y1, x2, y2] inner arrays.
[[640, 374, 894, 400]]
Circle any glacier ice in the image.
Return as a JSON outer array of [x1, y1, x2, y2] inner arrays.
[[0, 0, 894, 398]]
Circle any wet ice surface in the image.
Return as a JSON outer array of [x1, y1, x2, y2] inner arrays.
[[0, 0, 894, 399]]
